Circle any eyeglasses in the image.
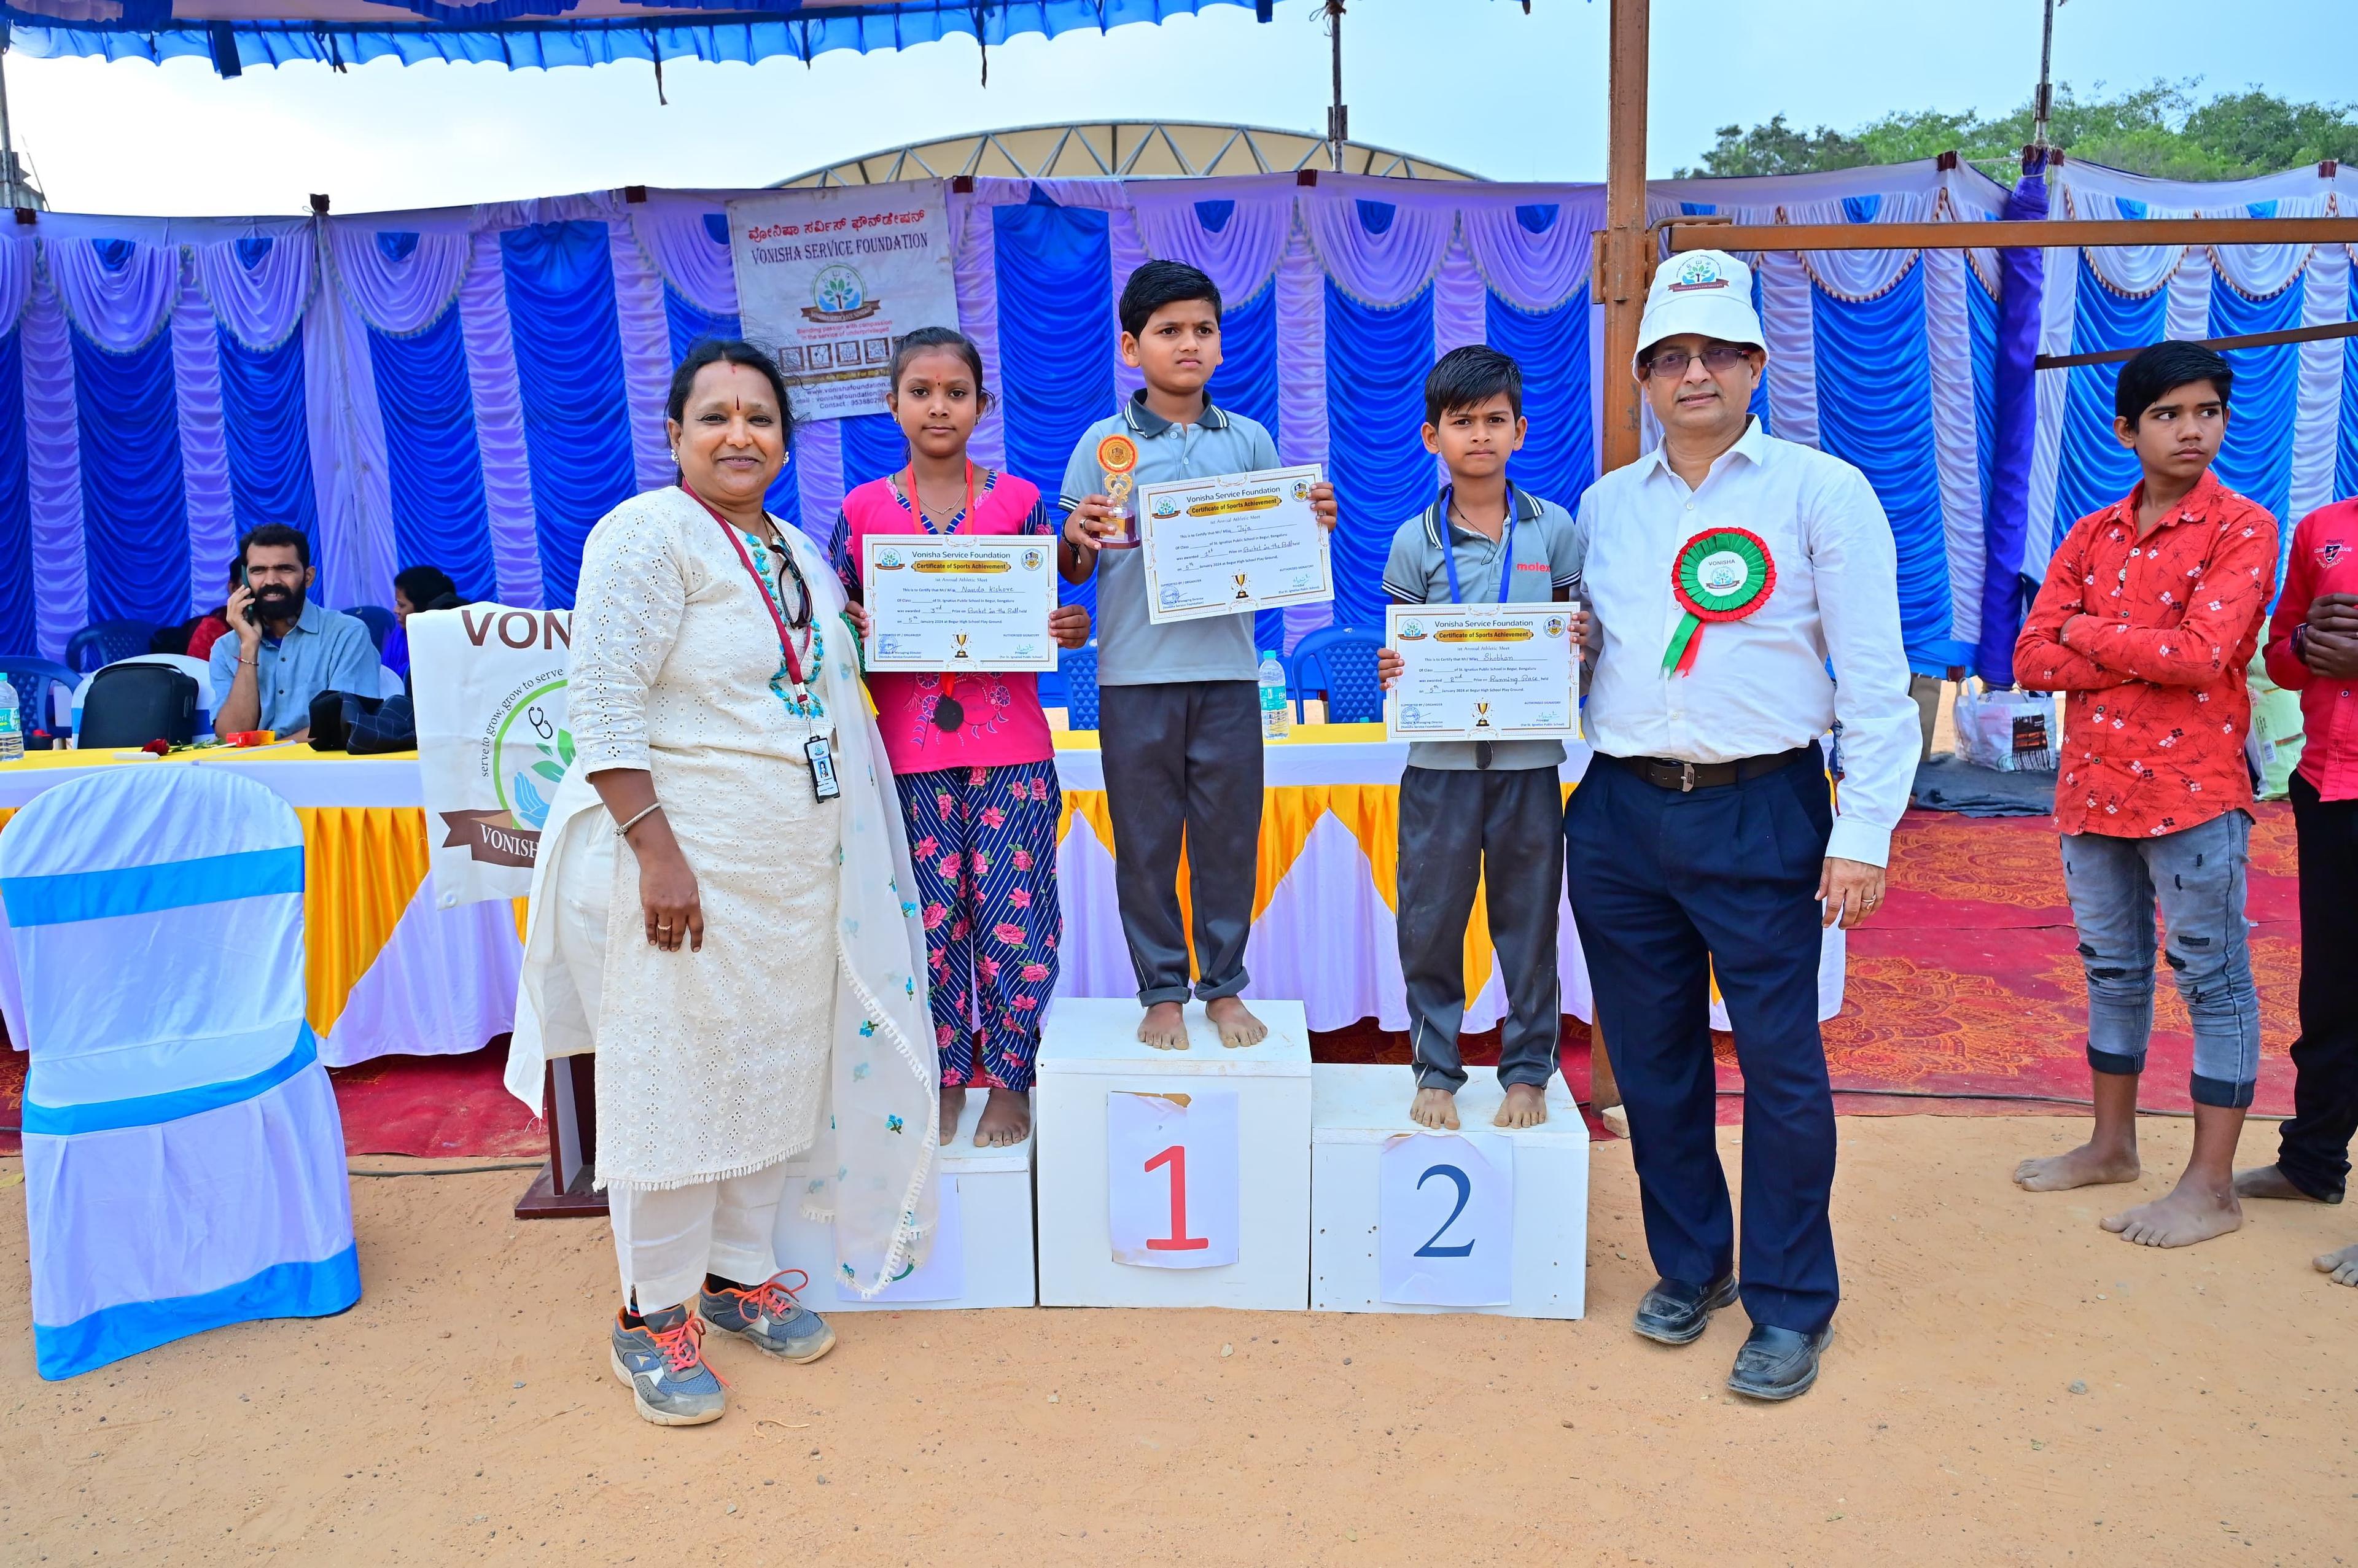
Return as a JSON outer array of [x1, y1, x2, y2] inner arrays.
[[1642, 343, 1756, 380]]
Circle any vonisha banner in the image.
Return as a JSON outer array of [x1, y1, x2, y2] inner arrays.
[[410, 605, 575, 908], [727, 181, 959, 422]]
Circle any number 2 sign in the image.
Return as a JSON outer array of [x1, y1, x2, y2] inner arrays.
[[1377, 1131, 1513, 1306], [1107, 1090, 1241, 1269]]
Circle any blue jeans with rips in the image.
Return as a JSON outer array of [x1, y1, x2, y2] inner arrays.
[[2060, 809, 2260, 1109]]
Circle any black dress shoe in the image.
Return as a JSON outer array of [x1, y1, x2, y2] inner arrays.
[[1630, 1271, 1738, 1346], [1727, 1324, 1833, 1402]]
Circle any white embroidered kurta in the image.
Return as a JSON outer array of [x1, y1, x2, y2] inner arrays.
[[513, 487, 938, 1291]]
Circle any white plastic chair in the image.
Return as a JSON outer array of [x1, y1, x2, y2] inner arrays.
[[0, 766, 360, 1378]]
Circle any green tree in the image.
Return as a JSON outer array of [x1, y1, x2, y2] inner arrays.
[[1676, 81, 2358, 182]]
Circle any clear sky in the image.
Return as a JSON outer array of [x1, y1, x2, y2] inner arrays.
[[7, 0, 2349, 217]]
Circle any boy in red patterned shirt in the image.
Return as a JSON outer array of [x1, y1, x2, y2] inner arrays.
[[2010, 341, 2279, 1249]]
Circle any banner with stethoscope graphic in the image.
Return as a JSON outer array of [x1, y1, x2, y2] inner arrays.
[[408, 605, 574, 907]]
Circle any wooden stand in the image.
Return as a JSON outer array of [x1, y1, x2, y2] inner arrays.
[[514, 1055, 607, 1219]]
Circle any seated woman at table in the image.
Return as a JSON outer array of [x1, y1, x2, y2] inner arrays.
[[510, 338, 938, 1430], [827, 327, 1092, 1149]]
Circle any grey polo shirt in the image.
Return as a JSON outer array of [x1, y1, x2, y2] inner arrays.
[[1381, 485, 1586, 771], [1059, 391, 1280, 688], [208, 598, 380, 737]]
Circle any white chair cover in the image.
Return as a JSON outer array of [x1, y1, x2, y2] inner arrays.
[[0, 765, 359, 1380]]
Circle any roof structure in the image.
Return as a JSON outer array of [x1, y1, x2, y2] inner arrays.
[[775, 121, 1484, 187]]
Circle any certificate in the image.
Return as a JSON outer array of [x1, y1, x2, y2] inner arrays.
[[1385, 602, 1581, 742], [862, 534, 1058, 673], [1138, 465, 1331, 624]]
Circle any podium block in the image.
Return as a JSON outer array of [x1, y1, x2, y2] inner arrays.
[[771, 1090, 1037, 1312], [1310, 1065, 1587, 1319], [1037, 998, 1312, 1311]]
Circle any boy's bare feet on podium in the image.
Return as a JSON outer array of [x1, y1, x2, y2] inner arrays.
[[974, 1088, 1031, 1147], [938, 1085, 966, 1143], [1494, 1084, 1548, 1129], [1204, 995, 1267, 1049], [1138, 1001, 1189, 1050], [1410, 1087, 1460, 1130]]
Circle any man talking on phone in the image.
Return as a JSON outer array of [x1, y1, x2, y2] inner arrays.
[[208, 524, 379, 743]]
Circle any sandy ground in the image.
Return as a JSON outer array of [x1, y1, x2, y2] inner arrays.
[[4, 1114, 2354, 1567]]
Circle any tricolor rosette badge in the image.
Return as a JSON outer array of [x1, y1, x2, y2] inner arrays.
[[1662, 527, 1776, 675]]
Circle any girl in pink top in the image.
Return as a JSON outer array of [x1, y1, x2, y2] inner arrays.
[[830, 328, 1091, 1148]]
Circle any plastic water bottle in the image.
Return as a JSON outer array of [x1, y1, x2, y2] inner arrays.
[[0, 676, 21, 763], [1258, 649, 1291, 740]]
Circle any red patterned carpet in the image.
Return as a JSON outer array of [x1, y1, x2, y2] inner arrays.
[[0, 805, 2305, 1155]]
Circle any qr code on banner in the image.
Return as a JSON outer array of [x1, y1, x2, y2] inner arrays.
[[862, 337, 892, 365], [807, 343, 835, 370], [776, 345, 807, 373]]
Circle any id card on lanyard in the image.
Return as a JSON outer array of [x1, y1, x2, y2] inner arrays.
[[1439, 484, 1518, 770], [685, 484, 842, 802]]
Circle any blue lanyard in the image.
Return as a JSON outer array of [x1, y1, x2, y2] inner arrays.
[[1438, 484, 1519, 605]]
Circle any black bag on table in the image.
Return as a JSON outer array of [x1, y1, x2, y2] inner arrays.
[[79, 663, 198, 748]]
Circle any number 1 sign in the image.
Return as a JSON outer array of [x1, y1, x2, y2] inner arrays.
[[1377, 1131, 1513, 1306], [1107, 1090, 1241, 1269]]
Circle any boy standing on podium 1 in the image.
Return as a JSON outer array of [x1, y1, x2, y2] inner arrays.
[[1060, 260, 1336, 1050], [1374, 347, 1587, 1130]]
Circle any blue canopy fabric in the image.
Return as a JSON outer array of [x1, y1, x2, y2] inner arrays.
[[2, 0, 1267, 76]]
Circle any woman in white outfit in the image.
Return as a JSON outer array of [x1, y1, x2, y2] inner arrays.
[[509, 340, 938, 1427]]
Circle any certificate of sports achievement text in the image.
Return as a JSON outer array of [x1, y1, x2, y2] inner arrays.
[[1384, 602, 1581, 742], [863, 535, 1059, 673], [1137, 465, 1331, 624]]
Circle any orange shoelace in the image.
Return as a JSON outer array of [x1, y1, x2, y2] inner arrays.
[[726, 1268, 813, 1322], [639, 1312, 729, 1388]]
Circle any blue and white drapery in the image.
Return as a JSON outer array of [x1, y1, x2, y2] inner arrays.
[[4, 160, 2351, 678], [2020, 160, 2358, 605]]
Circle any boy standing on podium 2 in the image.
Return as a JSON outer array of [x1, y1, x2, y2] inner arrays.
[[1374, 347, 1587, 1131], [1060, 260, 1336, 1050]]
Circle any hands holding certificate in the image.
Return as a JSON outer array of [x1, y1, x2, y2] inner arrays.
[[1064, 472, 1338, 601], [1381, 602, 1587, 742], [858, 535, 1088, 672]]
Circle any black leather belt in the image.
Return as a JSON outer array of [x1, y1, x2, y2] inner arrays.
[[1611, 745, 1815, 793]]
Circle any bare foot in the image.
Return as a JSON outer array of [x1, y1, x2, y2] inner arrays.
[[974, 1088, 1031, 1147], [2103, 1179, 2243, 1248], [938, 1085, 967, 1143], [1204, 995, 1267, 1049], [2014, 1142, 2140, 1192], [1409, 1087, 1460, 1130], [2314, 1243, 2358, 1286], [1138, 1001, 1189, 1051], [1493, 1084, 1548, 1130], [2235, 1163, 2340, 1203]]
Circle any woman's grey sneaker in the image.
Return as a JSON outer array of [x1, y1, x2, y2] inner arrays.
[[700, 1270, 838, 1364], [610, 1306, 727, 1426]]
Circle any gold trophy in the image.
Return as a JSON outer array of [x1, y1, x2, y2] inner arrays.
[[1096, 433, 1140, 549]]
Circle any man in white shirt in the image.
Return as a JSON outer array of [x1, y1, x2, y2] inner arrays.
[[1567, 250, 1915, 1401]]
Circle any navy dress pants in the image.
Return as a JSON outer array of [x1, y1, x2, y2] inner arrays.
[[1565, 748, 1840, 1333]]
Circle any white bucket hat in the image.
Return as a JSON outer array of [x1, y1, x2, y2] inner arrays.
[[1634, 249, 1765, 368]]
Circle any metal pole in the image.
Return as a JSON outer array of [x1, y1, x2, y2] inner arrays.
[[0, 34, 24, 210], [2032, 0, 2056, 148], [1325, 0, 1345, 172], [1589, 0, 1649, 1116]]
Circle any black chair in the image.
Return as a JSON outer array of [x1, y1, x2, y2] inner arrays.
[[346, 604, 397, 654], [64, 619, 160, 675], [77, 662, 198, 748]]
